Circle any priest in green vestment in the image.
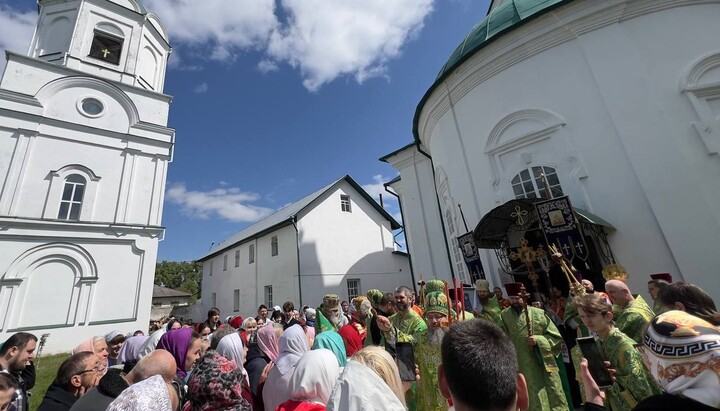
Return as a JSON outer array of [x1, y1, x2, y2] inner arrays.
[[605, 280, 655, 343], [575, 294, 661, 410], [472, 279, 502, 325], [315, 294, 348, 335], [499, 283, 569, 411]]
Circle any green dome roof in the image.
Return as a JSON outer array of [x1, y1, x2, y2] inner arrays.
[[436, 0, 569, 80], [411, 0, 571, 143]]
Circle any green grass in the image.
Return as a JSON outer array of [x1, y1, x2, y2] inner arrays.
[[29, 354, 68, 411]]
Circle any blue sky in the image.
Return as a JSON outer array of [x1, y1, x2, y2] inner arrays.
[[0, 0, 490, 262]]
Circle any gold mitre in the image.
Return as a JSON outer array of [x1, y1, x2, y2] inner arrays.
[[602, 264, 629, 282]]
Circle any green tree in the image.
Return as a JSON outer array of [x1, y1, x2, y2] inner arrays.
[[154, 260, 202, 303]]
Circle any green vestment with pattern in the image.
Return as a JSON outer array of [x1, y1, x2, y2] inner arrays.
[[500, 306, 570, 411], [599, 328, 662, 411], [383, 309, 428, 411], [413, 331, 447, 411], [613, 296, 654, 344], [476, 294, 502, 325]]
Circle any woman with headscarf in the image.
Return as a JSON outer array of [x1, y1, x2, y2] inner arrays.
[[107, 374, 178, 411], [581, 310, 720, 411], [262, 324, 309, 411], [311, 331, 347, 368], [277, 349, 341, 411], [105, 331, 126, 367], [117, 335, 150, 372], [326, 353, 406, 411], [187, 351, 252, 411], [216, 332, 250, 389], [246, 322, 282, 409], [73, 336, 109, 376], [156, 328, 202, 382]]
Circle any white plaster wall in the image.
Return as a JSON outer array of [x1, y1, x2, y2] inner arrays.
[[385, 148, 454, 285], [297, 181, 411, 306], [203, 225, 299, 319], [417, 0, 720, 299]]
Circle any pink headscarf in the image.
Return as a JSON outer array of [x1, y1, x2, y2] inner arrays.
[[257, 324, 280, 363], [73, 336, 108, 375]]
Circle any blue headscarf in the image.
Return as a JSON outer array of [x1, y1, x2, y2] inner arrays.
[[311, 330, 347, 367]]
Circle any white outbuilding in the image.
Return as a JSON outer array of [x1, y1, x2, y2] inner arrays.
[[383, 0, 720, 301], [0, 0, 173, 353], [199, 175, 411, 318]]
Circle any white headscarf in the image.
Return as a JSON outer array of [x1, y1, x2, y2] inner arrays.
[[289, 349, 340, 405], [118, 335, 149, 363], [216, 332, 249, 384], [327, 361, 406, 411], [642, 310, 720, 408], [107, 375, 173, 411], [138, 327, 165, 358], [276, 324, 309, 375]]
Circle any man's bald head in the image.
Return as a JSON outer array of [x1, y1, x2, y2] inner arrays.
[[127, 349, 177, 384], [605, 280, 633, 307]]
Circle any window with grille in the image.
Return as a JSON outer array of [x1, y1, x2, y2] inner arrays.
[[271, 236, 278, 256], [235, 250, 240, 267], [249, 244, 255, 263], [341, 194, 352, 212], [233, 289, 240, 312], [265, 285, 273, 308], [58, 174, 86, 220], [445, 209, 455, 234], [223, 254, 228, 271], [347, 279, 360, 300], [511, 166, 563, 200]]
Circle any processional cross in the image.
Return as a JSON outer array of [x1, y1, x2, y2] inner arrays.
[[518, 284, 532, 337], [509, 238, 546, 290]]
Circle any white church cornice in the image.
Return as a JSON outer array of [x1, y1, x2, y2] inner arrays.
[[416, 0, 720, 145], [0, 216, 165, 238]]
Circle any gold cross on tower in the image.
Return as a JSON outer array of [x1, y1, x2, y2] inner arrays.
[[101, 48, 111, 58], [509, 238, 546, 290]]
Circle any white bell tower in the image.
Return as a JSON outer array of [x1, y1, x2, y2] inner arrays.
[[0, 0, 174, 353]]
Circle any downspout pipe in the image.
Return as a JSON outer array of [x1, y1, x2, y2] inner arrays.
[[383, 183, 417, 294], [415, 143, 457, 281], [291, 216, 303, 307]]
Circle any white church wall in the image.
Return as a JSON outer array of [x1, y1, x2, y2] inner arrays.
[[297, 181, 411, 306], [416, 0, 720, 299]]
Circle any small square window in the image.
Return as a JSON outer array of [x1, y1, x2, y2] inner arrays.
[[340, 194, 352, 212], [88, 32, 123, 65], [271, 236, 278, 257]]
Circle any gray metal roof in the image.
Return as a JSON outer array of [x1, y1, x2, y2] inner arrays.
[[198, 175, 401, 261], [153, 284, 191, 298]]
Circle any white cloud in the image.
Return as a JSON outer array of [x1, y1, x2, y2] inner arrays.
[[166, 183, 274, 222], [267, 0, 434, 91], [193, 82, 209, 93], [0, 5, 36, 76], [142, 0, 434, 91], [257, 59, 279, 74]]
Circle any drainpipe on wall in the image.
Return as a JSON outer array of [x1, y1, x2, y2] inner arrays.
[[291, 216, 303, 307], [415, 143, 458, 282], [383, 183, 417, 294]]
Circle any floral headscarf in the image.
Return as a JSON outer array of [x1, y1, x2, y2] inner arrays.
[[216, 332, 246, 374], [257, 323, 280, 362], [188, 351, 252, 411], [157, 328, 195, 378], [107, 375, 173, 411], [312, 331, 347, 367], [642, 310, 720, 408]]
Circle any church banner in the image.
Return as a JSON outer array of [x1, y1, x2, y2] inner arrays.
[[457, 232, 485, 282], [534, 196, 590, 261]]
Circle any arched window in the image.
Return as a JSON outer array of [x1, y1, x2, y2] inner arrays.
[[58, 175, 86, 220], [511, 166, 563, 199]]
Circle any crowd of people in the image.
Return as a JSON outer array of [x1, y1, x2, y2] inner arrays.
[[0, 268, 718, 411]]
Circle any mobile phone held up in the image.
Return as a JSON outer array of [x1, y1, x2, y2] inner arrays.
[[395, 342, 417, 382], [576, 336, 613, 388]]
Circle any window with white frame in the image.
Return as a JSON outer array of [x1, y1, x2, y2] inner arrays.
[[347, 279, 360, 300], [249, 244, 255, 263], [58, 174, 86, 220], [223, 254, 228, 271], [211, 292, 217, 308], [233, 289, 240, 312], [264, 285, 273, 308], [234, 250, 240, 267], [511, 166, 563, 200], [271, 236, 278, 256], [340, 194, 352, 212]]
